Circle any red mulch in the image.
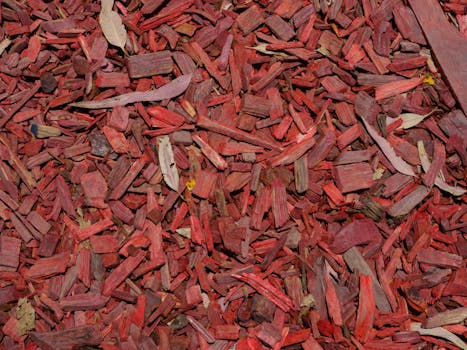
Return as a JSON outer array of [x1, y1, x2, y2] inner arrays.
[[0, 0, 466, 349]]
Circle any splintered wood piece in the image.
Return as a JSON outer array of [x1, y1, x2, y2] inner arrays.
[[26, 211, 52, 235], [80, 171, 108, 208], [77, 247, 91, 287], [256, 322, 282, 347], [192, 135, 228, 170], [236, 5, 264, 34], [197, 116, 282, 151], [355, 274, 376, 343], [393, 4, 426, 45], [323, 267, 344, 327], [0, 136, 36, 191], [251, 62, 284, 92], [416, 248, 462, 269], [387, 185, 430, 217], [102, 250, 146, 296], [10, 213, 34, 243], [0, 236, 21, 269], [265, 15, 296, 41], [109, 157, 146, 200], [323, 181, 345, 205], [333, 163, 374, 193], [241, 94, 272, 117], [38, 235, 60, 257], [75, 218, 114, 241], [192, 169, 217, 199], [214, 324, 241, 340], [423, 307, 467, 329], [270, 133, 316, 167], [109, 105, 129, 132], [147, 106, 186, 127], [271, 179, 288, 228], [90, 235, 120, 254], [409, 0, 467, 115], [308, 130, 336, 168], [186, 315, 215, 344], [334, 149, 375, 165], [0, 81, 41, 128], [233, 273, 295, 312], [102, 125, 130, 154], [363, 40, 389, 75], [95, 72, 130, 88], [56, 175, 75, 217], [126, 51, 173, 78], [60, 293, 109, 311], [343, 248, 391, 312], [25, 252, 69, 279], [331, 219, 381, 254], [188, 42, 230, 90], [375, 77, 423, 101], [294, 156, 308, 193], [30, 326, 102, 350]]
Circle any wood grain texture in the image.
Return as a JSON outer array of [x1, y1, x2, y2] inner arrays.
[[409, 0, 467, 115]]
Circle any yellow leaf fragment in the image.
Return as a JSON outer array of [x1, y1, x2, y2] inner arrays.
[[373, 168, 385, 180], [186, 178, 196, 191], [176, 227, 191, 238], [423, 72, 435, 85], [16, 298, 35, 336], [76, 207, 91, 229], [316, 45, 330, 56]]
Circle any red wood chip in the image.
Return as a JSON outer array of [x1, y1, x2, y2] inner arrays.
[[80, 171, 108, 208]]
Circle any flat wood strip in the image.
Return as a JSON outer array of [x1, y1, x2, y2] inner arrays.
[[409, 0, 467, 115]]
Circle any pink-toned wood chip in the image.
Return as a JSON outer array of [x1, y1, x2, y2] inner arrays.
[[102, 125, 130, 154], [192, 135, 227, 170], [60, 293, 109, 311], [0, 236, 21, 269], [75, 218, 114, 241], [25, 252, 69, 279], [147, 106, 186, 127], [109, 105, 130, 132], [126, 51, 173, 78], [102, 250, 146, 296], [95, 72, 130, 88], [375, 76, 423, 100], [333, 162, 374, 193], [331, 219, 381, 254], [80, 171, 108, 208], [271, 179, 288, 228], [90, 235, 120, 254], [26, 211, 51, 235], [233, 273, 295, 312], [236, 5, 264, 34], [355, 274, 376, 342]]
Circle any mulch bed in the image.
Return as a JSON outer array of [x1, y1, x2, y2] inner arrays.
[[0, 0, 466, 349]]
